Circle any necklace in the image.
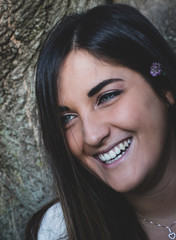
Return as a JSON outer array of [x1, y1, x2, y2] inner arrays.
[[140, 217, 176, 240]]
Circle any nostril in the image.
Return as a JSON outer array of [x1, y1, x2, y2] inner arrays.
[[83, 127, 110, 147], [99, 135, 109, 144], [81, 115, 110, 147]]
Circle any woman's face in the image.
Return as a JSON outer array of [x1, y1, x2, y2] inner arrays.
[[59, 50, 170, 193]]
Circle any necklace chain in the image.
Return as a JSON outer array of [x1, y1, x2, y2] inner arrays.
[[139, 217, 176, 240]]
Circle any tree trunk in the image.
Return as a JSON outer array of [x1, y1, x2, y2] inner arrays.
[[0, 0, 175, 239], [0, 1, 106, 239], [114, 0, 176, 52]]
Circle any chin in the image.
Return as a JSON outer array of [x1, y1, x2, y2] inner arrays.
[[105, 173, 148, 194]]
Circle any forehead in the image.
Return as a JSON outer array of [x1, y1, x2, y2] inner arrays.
[[59, 50, 129, 96], [61, 50, 99, 76], [59, 50, 109, 89]]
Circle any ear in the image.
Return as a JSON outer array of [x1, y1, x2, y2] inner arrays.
[[165, 91, 175, 105]]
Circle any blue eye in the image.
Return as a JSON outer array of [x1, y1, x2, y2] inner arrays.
[[61, 114, 77, 128], [97, 90, 123, 106]]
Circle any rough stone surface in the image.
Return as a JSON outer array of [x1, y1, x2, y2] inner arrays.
[[0, 0, 176, 239]]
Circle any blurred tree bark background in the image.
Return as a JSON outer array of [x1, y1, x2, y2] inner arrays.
[[0, 0, 176, 239]]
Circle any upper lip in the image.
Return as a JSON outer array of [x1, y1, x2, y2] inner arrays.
[[93, 136, 133, 157]]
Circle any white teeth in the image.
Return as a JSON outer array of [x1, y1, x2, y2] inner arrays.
[[98, 138, 132, 164], [99, 154, 106, 161], [104, 153, 110, 161], [124, 141, 128, 147], [109, 150, 116, 159], [115, 146, 120, 155], [119, 143, 125, 151]]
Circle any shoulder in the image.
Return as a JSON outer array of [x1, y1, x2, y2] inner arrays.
[[38, 202, 67, 240]]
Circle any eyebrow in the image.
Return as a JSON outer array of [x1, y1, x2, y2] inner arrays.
[[87, 78, 123, 97], [58, 106, 70, 113]]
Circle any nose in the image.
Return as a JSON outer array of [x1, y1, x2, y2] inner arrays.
[[82, 113, 110, 147]]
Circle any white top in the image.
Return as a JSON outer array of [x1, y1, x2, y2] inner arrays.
[[38, 202, 67, 240]]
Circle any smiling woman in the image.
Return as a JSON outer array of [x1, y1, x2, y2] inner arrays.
[[26, 3, 176, 240], [59, 51, 170, 194]]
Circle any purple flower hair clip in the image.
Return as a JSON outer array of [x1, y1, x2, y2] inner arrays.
[[150, 62, 163, 77]]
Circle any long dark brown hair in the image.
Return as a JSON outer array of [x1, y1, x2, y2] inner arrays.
[[26, 4, 176, 240]]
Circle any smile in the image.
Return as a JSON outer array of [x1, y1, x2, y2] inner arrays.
[[98, 138, 132, 165]]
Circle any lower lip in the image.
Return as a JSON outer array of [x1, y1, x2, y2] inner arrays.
[[99, 139, 132, 169]]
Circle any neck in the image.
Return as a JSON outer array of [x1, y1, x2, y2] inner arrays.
[[128, 175, 176, 223], [126, 140, 176, 224]]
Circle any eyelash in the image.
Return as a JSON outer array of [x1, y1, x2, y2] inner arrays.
[[97, 90, 123, 106], [61, 90, 123, 128], [61, 114, 77, 129]]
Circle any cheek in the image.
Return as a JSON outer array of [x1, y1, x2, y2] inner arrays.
[[111, 91, 165, 131], [65, 127, 83, 158], [109, 100, 142, 130]]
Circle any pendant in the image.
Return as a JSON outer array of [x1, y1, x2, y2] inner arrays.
[[168, 232, 176, 240]]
